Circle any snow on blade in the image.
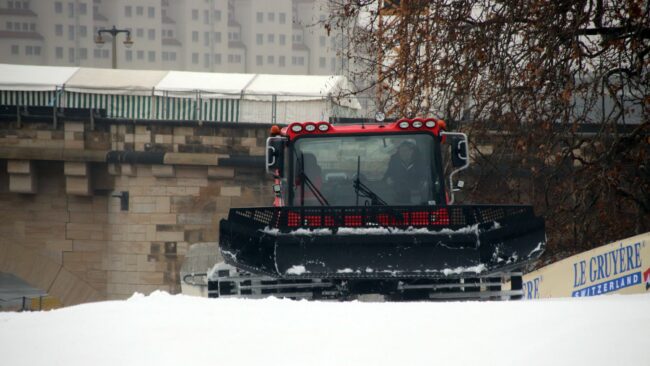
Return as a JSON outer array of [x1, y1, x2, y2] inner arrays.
[[262, 224, 487, 236], [1, 292, 649, 366], [441, 264, 487, 276], [286, 265, 307, 275]]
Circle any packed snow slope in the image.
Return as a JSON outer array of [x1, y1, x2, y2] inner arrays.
[[1, 292, 649, 366]]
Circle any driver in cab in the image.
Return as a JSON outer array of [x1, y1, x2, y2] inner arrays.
[[384, 141, 428, 204]]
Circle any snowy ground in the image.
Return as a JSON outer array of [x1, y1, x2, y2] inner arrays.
[[1, 292, 649, 366]]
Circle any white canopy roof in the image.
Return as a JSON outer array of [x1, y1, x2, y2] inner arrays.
[[241, 74, 361, 109], [64, 68, 168, 95], [0, 64, 360, 108], [154, 71, 256, 98], [0, 64, 79, 91]]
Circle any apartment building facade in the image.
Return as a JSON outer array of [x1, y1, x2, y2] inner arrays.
[[0, 0, 344, 75]]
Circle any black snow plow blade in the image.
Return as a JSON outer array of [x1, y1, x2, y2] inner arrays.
[[219, 205, 545, 279]]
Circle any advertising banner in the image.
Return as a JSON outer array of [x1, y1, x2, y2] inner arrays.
[[522, 232, 650, 299]]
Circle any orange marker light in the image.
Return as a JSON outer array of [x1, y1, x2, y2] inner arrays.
[[270, 125, 281, 136]]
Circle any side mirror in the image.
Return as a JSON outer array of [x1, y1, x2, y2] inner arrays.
[[265, 137, 286, 176], [451, 136, 468, 168]]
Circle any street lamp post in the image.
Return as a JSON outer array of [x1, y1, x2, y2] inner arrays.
[[95, 26, 134, 69]]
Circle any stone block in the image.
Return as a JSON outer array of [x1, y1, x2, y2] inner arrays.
[[155, 231, 184, 242], [121, 164, 137, 176], [66, 176, 91, 196], [9, 173, 37, 193], [64, 139, 85, 149], [240, 137, 258, 147], [7, 160, 33, 174], [64, 162, 88, 176], [149, 213, 177, 225], [176, 178, 208, 187], [175, 166, 207, 178], [138, 271, 164, 285], [249, 146, 266, 156], [151, 164, 175, 177], [36, 130, 52, 140], [208, 166, 235, 179], [64, 122, 85, 132], [72, 240, 105, 252], [177, 213, 212, 225], [134, 133, 151, 143], [155, 197, 170, 213], [220, 186, 241, 197]]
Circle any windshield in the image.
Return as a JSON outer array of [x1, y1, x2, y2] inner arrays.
[[291, 133, 443, 206]]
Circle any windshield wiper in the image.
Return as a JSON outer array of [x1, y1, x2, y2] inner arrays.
[[353, 156, 387, 206], [296, 152, 329, 207]]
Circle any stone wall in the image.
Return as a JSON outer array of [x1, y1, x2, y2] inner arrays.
[[0, 117, 274, 304]]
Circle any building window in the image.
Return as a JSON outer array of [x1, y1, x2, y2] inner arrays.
[[148, 51, 155, 62], [55, 24, 63, 36], [204, 10, 209, 24], [148, 7, 154, 18], [162, 51, 169, 61], [320, 36, 326, 47], [125, 6, 131, 17], [204, 53, 209, 67], [319, 57, 326, 68], [22, 23, 28, 31], [267, 34, 274, 44], [213, 53, 221, 64], [192, 53, 198, 64], [79, 48, 87, 60], [267, 55, 274, 64], [68, 48, 75, 63], [7, 22, 12, 30], [279, 34, 286, 45], [55, 2, 62, 13], [68, 25, 74, 41], [279, 13, 286, 24], [192, 9, 198, 20], [56, 47, 63, 59], [136, 6, 143, 16], [213, 10, 221, 21], [79, 3, 87, 15], [136, 28, 143, 38], [192, 31, 198, 42], [34, 46, 41, 55], [148, 29, 155, 40], [204, 31, 209, 46], [79, 25, 87, 38], [256, 12, 263, 23], [126, 50, 132, 61], [214, 32, 221, 43], [137, 50, 144, 60], [29, 23, 35, 31], [256, 55, 263, 66], [256, 33, 263, 45], [268, 12, 274, 22], [26, 46, 33, 55], [68, 2, 74, 17]]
